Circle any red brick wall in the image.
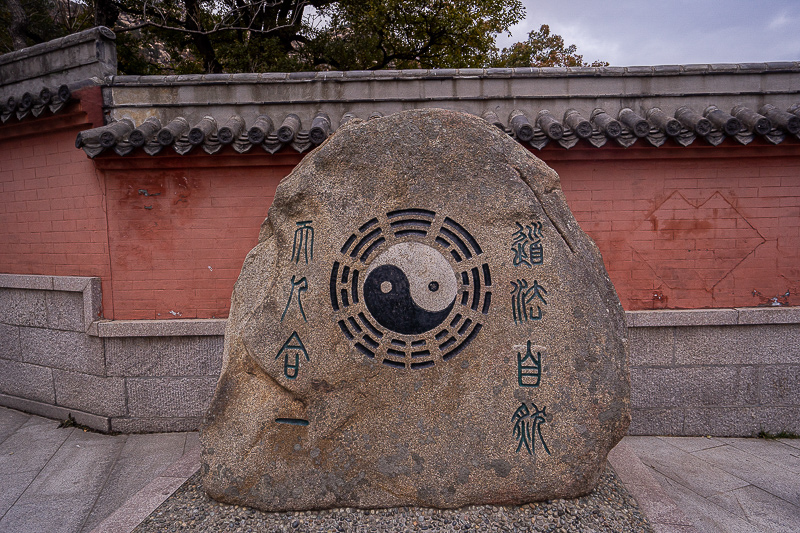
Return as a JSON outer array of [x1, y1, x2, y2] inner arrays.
[[97, 153, 302, 319], [540, 143, 800, 310], [0, 98, 113, 318], [2, 116, 798, 318]]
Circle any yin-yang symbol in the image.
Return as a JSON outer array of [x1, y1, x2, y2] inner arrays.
[[363, 242, 458, 335]]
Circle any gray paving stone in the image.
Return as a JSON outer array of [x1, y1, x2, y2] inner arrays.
[[53, 370, 126, 417], [0, 324, 21, 361], [105, 336, 223, 377], [0, 359, 54, 404], [718, 438, 800, 474], [0, 406, 29, 445], [0, 495, 92, 533], [650, 469, 758, 533], [625, 437, 749, 498], [80, 433, 186, 533], [708, 485, 800, 533], [658, 436, 725, 453], [126, 377, 217, 418], [692, 443, 800, 504], [19, 327, 105, 375], [88, 475, 187, 533], [777, 438, 800, 451], [628, 326, 674, 366], [0, 417, 71, 475], [0, 470, 39, 518], [44, 290, 85, 332]]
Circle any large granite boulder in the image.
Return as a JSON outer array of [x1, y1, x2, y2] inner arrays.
[[201, 108, 630, 511]]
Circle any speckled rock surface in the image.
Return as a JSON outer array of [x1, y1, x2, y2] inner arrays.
[[201, 108, 630, 512]]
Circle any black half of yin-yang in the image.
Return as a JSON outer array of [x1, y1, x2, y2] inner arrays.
[[363, 264, 455, 335]]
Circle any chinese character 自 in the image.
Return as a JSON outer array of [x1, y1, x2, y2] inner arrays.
[[517, 341, 542, 387]]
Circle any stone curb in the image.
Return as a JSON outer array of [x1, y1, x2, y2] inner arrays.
[[88, 444, 201, 533], [607, 439, 699, 532]]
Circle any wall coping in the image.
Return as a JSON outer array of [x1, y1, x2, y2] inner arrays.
[[93, 318, 226, 337], [626, 307, 800, 327]]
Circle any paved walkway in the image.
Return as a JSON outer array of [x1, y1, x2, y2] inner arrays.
[[1, 406, 799, 533], [0, 407, 198, 533]]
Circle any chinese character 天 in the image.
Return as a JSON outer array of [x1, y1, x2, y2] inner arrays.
[[291, 220, 314, 264]]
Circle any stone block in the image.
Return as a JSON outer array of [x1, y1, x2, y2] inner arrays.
[[127, 378, 217, 418], [0, 360, 54, 403], [45, 291, 84, 331], [737, 306, 800, 325], [19, 327, 105, 375], [96, 318, 226, 337], [628, 326, 673, 366], [674, 324, 800, 365], [632, 366, 758, 410], [53, 370, 126, 417], [629, 408, 685, 436], [0, 274, 54, 290], [110, 417, 203, 434], [0, 324, 21, 361], [0, 289, 48, 328], [682, 407, 800, 437], [0, 394, 110, 432], [628, 309, 737, 327], [106, 336, 223, 377], [758, 365, 800, 406]]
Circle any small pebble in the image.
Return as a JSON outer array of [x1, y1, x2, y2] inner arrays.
[[133, 465, 653, 532]]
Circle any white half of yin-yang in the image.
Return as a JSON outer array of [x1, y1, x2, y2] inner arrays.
[[365, 242, 458, 312]]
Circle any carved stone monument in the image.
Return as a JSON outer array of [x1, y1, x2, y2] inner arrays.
[[201, 108, 630, 511]]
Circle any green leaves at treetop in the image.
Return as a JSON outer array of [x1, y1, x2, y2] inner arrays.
[[0, 0, 606, 74]]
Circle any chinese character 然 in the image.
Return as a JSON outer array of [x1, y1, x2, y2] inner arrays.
[[511, 222, 543, 267], [276, 332, 309, 379], [512, 402, 551, 456], [291, 220, 314, 264], [517, 341, 542, 387], [281, 275, 308, 322], [511, 279, 548, 324]]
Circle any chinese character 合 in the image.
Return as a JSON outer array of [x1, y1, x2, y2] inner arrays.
[[281, 275, 308, 322], [512, 402, 551, 456], [517, 341, 542, 387], [511, 222, 543, 267], [291, 220, 314, 264], [276, 332, 309, 379], [511, 279, 548, 324]]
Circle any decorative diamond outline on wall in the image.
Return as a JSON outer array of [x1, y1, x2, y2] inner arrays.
[[629, 191, 765, 290]]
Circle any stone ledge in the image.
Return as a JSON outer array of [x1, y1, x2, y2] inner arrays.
[[626, 307, 800, 327], [0, 274, 101, 333], [0, 392, 110, 432], [93, 319, 226, 337]]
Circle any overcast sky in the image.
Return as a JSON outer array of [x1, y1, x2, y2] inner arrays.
[[497, 0, 800, 66]]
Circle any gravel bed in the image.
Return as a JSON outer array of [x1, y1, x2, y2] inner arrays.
[[134, 465, 652, 532]]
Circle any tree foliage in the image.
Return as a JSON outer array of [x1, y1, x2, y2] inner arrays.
[[494, 24, 608, 68], [0, 0, 605, 74]]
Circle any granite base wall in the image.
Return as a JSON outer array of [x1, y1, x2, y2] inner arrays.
[[1, 274, 798, 435]]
